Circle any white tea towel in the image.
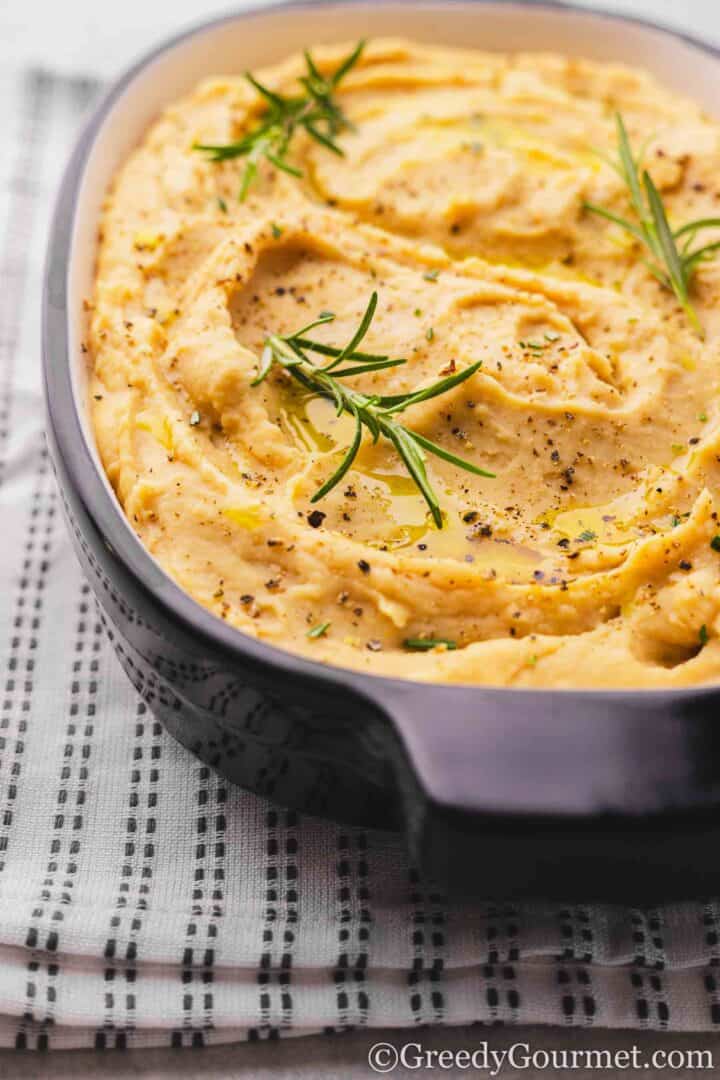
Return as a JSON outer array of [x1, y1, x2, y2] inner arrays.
[[3, 61, 720, 1053]]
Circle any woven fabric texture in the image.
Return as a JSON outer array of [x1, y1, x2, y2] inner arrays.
[[3, 65, 720, 1052]]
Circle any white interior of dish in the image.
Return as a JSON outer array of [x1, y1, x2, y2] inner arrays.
[[68, 0, 720, 476]]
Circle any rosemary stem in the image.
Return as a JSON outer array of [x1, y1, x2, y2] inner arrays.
[[251, 293, 494, 524]]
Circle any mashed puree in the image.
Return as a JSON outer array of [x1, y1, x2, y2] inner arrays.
[[90, 40, 720, 686]]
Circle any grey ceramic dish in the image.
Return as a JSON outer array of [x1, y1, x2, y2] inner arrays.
[[43, 0, 720, 899]]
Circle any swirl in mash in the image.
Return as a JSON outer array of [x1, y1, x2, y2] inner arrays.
[[90, 40, 720, 686]]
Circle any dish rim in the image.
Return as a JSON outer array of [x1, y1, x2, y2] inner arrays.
[[43, 0, 720, 705]]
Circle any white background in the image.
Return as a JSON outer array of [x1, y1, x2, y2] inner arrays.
[[3, 0, 719, 78]]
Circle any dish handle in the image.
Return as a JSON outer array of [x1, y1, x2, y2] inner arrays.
[[370, 682, 720, 900]]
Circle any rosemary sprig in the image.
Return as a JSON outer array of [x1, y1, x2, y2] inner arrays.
[[404, 637, 458, 651], [193, 40, 365, 201], [584, 113, 720, 336], [253, 292, 494, 527]]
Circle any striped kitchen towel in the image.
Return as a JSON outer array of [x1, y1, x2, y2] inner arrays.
[[4, 64, 720, 1052]]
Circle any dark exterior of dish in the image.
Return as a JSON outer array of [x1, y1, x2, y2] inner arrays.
[[49, 437, 400, 830], [43, 0, 720, 901], [46, 435, 720, 902]]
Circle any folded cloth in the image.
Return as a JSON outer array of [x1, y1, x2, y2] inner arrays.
[[2, 65, 720, 1052]]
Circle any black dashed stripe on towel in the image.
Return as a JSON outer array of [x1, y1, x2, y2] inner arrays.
[[201, 771, 228, 1037], [702, 900, 720, 1028], [0, 64, 61, 880], [250, 807, 298, 1041], [482, 903, 521, 1026], [0, 451, 56, 883], [407, 867, 446, 1027], [100, 700, 163, 1047], [179, 762, 214, 1049], [557, 905, 596, 1026], [278, 810, 299, 1033], [0, 62, 102, 889], [0, 69, 106, 1053], [17, 582, 103, 1050], [173, 764, 227, 1049], [333, 829, 371, 1031]]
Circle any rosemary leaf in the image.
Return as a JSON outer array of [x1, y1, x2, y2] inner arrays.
[[404, 637, 458, 651], [615, 113, 649, 234], [292, 338, 388, 363], [303, 122, 344, 155], [329, 39, 366, 87], [251, 343, 275, 386], [683, 241, 720, 277], [378, 360, 482, 412], [329, 358, 407, 377], [582, 201, 645, 243], [245, 72, 286, 109], [584, 112, 720, 335], [675, 217, 720, 240], [643, 170, 693, 319], [385, 423, 442, 528], [410, 429, 496, 478], [252, 291, 494, 525], [193, 41, 365, 200], [322, 291, 378, 371], [311, 408, 363, 501]]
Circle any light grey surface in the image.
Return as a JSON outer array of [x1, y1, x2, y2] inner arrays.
[[2, 0, 720, 1075], [2, 0, 719, 79]]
